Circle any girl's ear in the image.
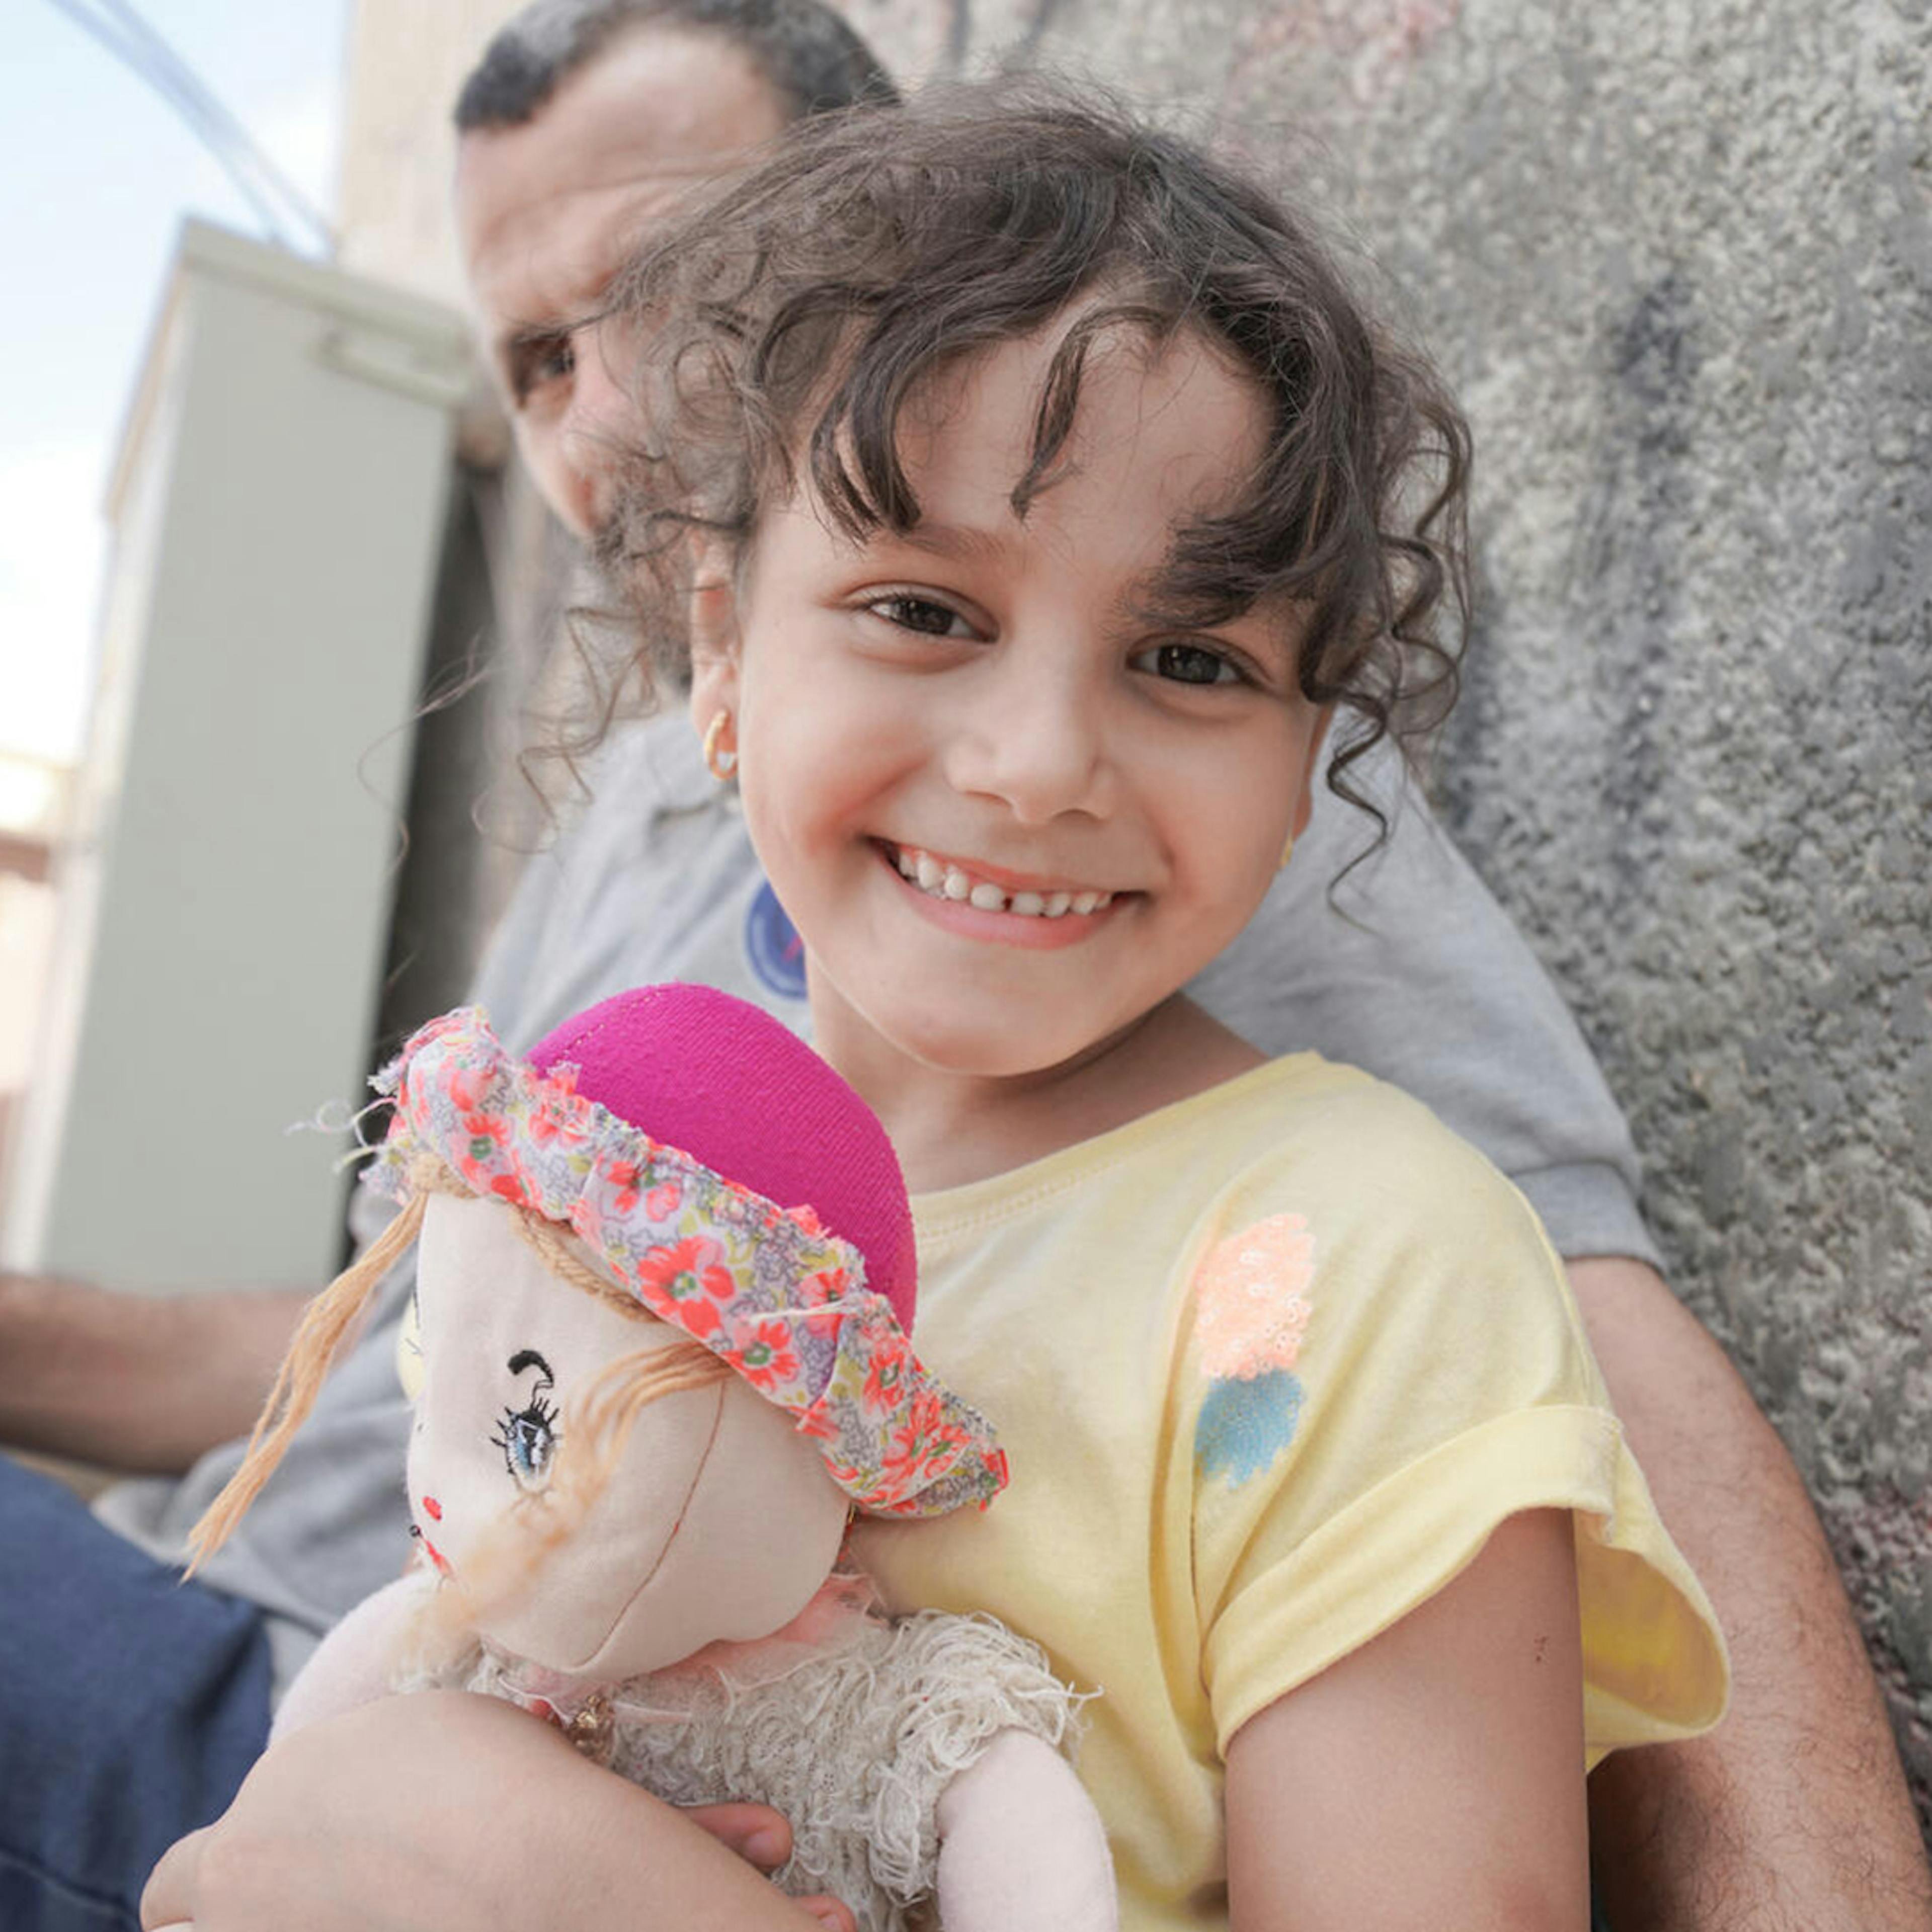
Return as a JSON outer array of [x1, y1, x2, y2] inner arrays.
[[687, 542, 742, 741], [687, 645, 740, 750], [1290, 705, 1336, 838]]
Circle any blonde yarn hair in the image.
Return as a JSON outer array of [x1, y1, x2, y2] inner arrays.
[[187, 1157, 727, 1579]]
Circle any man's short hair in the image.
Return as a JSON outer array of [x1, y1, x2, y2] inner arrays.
[[454, 0, 898, 131]]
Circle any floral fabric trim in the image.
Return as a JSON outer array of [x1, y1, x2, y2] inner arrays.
[[371, 1008, 1006, 1519], [1193, 1214, 1315, 1489]]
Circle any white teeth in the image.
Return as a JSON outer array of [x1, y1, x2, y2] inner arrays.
[[892, 847, 1113, 918]]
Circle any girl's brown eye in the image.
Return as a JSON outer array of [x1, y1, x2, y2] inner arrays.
[[874, 596, 964, 636], [1145, 641, 1240, 686]]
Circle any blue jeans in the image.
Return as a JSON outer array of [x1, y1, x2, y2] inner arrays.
[[0, 1458, 272, 1932]]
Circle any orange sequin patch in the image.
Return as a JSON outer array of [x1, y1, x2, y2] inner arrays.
[[1192, 1214, 1315, 1382]]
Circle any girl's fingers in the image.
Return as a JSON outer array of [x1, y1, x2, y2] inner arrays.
[[675, 1807, 854, 1929], [139, 1824, 207, 1929], [680, 1799, 791, 1870], [797, 1897, 858, 1932]]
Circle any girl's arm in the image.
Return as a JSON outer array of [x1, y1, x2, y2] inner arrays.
[[140, 1691, 852, 1932], [1224, 1508, 1586, 1931]]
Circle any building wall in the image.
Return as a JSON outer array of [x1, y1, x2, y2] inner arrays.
[[340, 0, 1932, 1808], [336, 2, 514, 305]]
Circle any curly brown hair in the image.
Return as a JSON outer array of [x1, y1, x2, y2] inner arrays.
[[581, 81, 1471, 830]]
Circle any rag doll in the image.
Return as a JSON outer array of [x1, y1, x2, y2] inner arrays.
[[191, 984, 1117, 1932]]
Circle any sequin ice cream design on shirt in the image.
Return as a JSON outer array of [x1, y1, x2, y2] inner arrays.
[[1192, 1214, 1315, 1486]]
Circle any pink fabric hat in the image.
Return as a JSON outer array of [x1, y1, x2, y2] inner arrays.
[[370, 986, 1005, 1519], [527, 985, 917, 1333]]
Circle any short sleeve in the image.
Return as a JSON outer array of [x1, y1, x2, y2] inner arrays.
[[1183, 1106, 1726, 1762], [1190, 741, 1661, 1266]]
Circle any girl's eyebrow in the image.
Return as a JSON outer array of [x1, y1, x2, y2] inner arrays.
[[882, 520, 1011, 565], [1119, 577, 1299, 666], [507, 1349, 554, 1382]]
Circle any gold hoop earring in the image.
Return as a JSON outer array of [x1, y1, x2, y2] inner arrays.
[[1277, 832, 1296, 872], [702, 709, 738, 781]]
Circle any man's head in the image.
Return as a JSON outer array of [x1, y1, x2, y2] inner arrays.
[[453, 0, 895, 536]]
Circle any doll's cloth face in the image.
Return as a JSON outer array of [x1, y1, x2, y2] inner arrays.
[[409, 1193, 849, 1680]]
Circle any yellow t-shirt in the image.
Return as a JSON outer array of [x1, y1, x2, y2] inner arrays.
[[851, 1054, 1728, 1928]]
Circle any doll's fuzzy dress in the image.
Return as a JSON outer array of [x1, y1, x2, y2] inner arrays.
[[428, 1607, 1086, 1932]]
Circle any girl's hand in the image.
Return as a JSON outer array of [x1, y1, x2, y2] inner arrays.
[[1224, 1509, 1587, 1931], [140, 1690, 854, 1932]]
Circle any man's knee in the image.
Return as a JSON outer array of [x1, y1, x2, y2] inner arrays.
[[0, 1456, 272, 1922]]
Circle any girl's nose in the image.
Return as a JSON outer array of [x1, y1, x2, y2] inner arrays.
[[944, 658, 1114, 825]]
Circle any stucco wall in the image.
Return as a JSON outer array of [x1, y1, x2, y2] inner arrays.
[[340, 0, 1932, 1812]]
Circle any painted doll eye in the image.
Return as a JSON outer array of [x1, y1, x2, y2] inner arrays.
[[491, 1393, 560, 1494]]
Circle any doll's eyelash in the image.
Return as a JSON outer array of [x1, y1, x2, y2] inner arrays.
[[490, 1392, 559, 1436], [489, 1393, 560, 1446], [491, 1394, 562, 1491]]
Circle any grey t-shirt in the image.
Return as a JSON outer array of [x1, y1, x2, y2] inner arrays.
[[97, 709, 1656, 1696]]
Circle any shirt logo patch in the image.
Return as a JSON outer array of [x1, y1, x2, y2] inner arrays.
[[744, 881, 808, 1001], [1192, 1214, 1315, 1487]]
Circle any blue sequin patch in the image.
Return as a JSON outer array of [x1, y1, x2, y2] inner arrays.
[[1196, 1370, 1304, 1486], [744, 880, 809, 1000]]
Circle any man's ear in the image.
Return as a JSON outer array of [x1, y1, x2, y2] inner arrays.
[[1289, 705, 1335, 838]]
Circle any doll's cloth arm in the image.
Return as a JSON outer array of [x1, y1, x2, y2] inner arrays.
[[271, 1571, 439, 1741], [934, 1729, 1118, 1932], [1223, 1508, 1587, 1931]]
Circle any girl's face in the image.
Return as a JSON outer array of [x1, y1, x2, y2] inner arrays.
[[692, 317, 1328, 1090]]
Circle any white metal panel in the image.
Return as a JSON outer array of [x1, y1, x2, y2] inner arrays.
[[3, 221, 474, 1292]]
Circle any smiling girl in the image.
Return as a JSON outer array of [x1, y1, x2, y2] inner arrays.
[[145, 86, 1726, 1932], [616, 86, 1729, 1925]]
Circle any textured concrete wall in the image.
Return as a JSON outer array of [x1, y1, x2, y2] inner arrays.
[[336, 0, 1932, 1814], [840, 0, 1932, 1810]]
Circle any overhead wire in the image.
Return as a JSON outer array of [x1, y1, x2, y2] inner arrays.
[[87, 0, 337, 251], [42, 0, 337, 256]]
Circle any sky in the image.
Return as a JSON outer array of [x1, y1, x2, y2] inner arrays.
[[1, 0, 353, 768]]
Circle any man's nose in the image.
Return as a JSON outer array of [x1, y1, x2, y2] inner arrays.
[[566, 324, 632, 433], [559, 325, 635, 521]]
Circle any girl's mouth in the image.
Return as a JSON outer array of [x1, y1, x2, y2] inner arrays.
[[881, 842, 1118, 919], [875, 842, 1129, 950]]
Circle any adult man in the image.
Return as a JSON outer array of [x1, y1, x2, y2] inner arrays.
[[4, 5, 1924, 1930]]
